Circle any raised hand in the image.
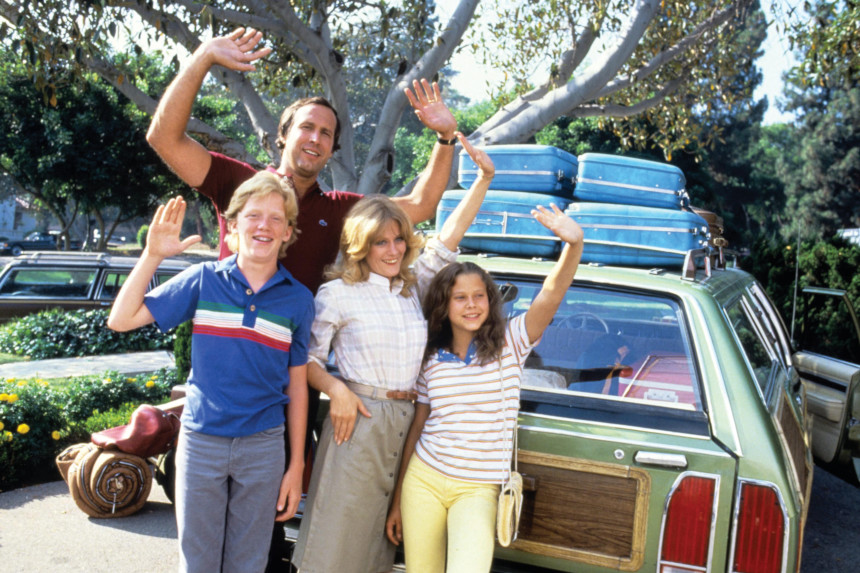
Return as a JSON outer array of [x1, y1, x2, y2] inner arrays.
[[532, 204, 584, 246], [457, 132, 494, 180], [144, 197, 202, 260], [404, 79, 457, 139], [201, 27, 272, 72]]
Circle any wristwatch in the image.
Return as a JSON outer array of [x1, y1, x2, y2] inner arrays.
[[436, 135, 457, 145]]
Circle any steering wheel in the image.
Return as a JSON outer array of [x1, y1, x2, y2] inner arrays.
[[557, 312, 609, 333]]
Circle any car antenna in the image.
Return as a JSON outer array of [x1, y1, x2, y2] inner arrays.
[[790, 233, 801, 344]]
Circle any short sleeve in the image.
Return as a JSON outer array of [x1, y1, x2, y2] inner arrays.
[[308, 282, 342, 368], [288, 289, 315, 367], [143, 264, 204, 332], [506, 313, 539, 367]]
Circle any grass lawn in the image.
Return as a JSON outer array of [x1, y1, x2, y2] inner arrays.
[[0, 351, 29, 365]]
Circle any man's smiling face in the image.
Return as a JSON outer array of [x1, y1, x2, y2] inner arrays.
[[280, 103, 336, 182]]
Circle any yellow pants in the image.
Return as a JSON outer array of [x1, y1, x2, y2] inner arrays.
[[401, 455, 500, 573]]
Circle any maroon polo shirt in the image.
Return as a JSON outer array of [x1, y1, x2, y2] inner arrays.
[[195, 152, 362, 294]]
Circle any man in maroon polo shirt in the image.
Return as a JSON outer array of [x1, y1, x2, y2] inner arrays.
[[146, 27, 458, 571], [147, 28, 458, 292]]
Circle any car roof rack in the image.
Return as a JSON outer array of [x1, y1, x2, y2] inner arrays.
[[18, 251, 111, 264], [681, 246, 739, 281]]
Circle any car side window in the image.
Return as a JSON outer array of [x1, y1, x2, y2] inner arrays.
[[0, 268, 96, 298], [98, 271, 129, 300], [504, 279, 701, 411], [725, 297, 779, 399]]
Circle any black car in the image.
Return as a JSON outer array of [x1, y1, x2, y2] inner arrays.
[[0, 251, 192, 323]]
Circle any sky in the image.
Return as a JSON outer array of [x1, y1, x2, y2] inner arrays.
[[437, 0, 800, 126]]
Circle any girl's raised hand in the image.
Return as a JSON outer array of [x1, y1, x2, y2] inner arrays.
[[457, 132, 494, 181], [145, 196, 202, 260], [532, 204, 584, 246]]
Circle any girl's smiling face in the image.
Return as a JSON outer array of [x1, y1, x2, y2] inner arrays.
[[447, 272, 490, 336]]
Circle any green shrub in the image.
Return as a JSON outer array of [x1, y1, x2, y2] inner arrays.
[[0, 379, 67, 490], [174, 320, 193, 384], [0, 369, 174, 490], [0, 308, 174, 359], [137, 224, 149, 248], [80, 402, 139, 436], [64, 368, 175, 425]]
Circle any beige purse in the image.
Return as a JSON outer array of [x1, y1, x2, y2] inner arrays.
[[496, 360, 523, 547]]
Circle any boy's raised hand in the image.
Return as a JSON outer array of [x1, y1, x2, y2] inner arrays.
[[457, 132, 494, 180], [145, 197, 202, 260], [532, 204, 584, 246]]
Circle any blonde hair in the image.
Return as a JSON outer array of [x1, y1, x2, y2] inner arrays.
[[224, 171, 300, 259], [325, 195, 424, 297]]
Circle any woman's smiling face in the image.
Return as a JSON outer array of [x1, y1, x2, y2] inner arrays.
[[366, 220, 407, 280]]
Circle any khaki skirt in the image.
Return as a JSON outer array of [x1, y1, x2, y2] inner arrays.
[[292, 397, 414, 573]]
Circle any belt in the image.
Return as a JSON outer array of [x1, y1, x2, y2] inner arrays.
[[346, 381, 413, 401]]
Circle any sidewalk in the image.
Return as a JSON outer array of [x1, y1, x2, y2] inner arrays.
[[0, 350, 174, 380], [0, 479, 179, 572]]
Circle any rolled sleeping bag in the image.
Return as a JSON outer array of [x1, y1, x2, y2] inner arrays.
[[63, 443, 153, 518]]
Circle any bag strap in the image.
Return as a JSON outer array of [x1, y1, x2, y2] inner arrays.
[[499, 357, 518, 485]]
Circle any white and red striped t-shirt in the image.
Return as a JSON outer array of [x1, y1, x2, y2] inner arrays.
[[414, 313, 536, 484]]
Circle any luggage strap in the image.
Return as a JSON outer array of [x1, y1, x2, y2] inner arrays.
[[576, 177, 684, 195]]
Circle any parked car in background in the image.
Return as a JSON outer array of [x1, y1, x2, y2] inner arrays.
[[0, 232, 58, 255], [0, 251, 190, 323]]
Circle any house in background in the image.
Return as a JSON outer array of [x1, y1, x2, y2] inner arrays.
[[0, 174, 40, 239]]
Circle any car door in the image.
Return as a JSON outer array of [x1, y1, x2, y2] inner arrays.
[[792, 287, 860, 471], [493, 276, 738, 573]]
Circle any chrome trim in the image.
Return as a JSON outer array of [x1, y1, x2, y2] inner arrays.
[[728, 479, 790, 573], [518, 422, 733, 458], [634, 451, 688, 468], [657, 471, 722, 573], [689, 299, 743, 456]]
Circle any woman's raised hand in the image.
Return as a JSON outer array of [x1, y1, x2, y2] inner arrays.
[[457, 132, 494, 181]]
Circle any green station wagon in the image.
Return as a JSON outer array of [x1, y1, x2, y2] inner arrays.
[[160, 242, 857, 572], [452, 248, 859, 573]]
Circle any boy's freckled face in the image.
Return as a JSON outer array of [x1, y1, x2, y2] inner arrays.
[[231, 193, 292, 263]]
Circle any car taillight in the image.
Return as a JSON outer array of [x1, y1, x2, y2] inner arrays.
[[658, 474, 716, 573], [732, 481, 786, 573]]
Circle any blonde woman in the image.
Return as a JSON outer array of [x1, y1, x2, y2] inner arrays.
[[292, 133, 493, 573]]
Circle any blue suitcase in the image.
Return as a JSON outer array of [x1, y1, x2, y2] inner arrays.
[[437, 190, 569, 257], [575, 153, 688, 210], [564, 202, 709, 266], [458, 145, 578, 198]]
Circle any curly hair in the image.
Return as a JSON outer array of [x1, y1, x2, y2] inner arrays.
[[275, 97, 341, 152], [224, 171, 300, 259], [422, 262, 506, 365], [325, 195, 424, 297]]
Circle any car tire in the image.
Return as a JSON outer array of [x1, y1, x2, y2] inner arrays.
[[10, 245, 22, 256]]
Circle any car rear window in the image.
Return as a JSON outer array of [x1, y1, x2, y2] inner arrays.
[[0, 268, 97, 298], [500, 278, 701, 412]]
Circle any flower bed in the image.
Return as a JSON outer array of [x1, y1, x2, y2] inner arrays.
[[0, 368, 174, 491]]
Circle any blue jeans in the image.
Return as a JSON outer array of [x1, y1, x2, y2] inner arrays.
[[175, 424, 285, 573]]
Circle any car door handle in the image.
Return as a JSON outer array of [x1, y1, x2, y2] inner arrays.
[[634, 451, 688, 469]]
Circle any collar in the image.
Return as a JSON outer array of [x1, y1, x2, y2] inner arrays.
[[266, 166, 325, 199], [215, 254, 294, 291], [436, 341, 478, 365], [367, 271, 404, 293]]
